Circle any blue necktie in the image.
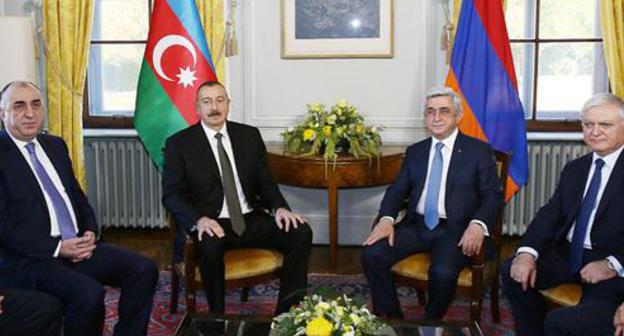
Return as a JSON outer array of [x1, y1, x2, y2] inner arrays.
[[570, 158, 604, 273], [25, 142, 76, 239], [424, 142, 444, 230]]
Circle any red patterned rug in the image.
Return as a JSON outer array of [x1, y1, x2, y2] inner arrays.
[[103, 271, 514, 335]]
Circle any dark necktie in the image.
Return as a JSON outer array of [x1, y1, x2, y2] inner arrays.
[[424, 142, 444, 230], [215, 133, 246, 236], [25, 142, 76, 239], [570, 158, 605, 273]]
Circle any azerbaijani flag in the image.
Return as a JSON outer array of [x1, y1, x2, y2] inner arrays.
[[135, 0, 218, 168], [446, 0, 528, 201]]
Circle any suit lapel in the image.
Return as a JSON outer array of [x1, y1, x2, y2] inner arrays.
[[568, 155, 592, 221], [414, 139, 431, 197], [595, 151, 624, 221], [445, 133, 464, 195], [190, 123, 221, 182], [226, 122, 247, 188], [0, 131, 46, 202]]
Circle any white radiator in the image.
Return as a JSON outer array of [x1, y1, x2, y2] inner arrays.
[[86, 138, 166, 229], [503, 141, 590, 235]]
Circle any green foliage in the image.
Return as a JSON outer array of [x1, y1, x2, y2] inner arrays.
[[282, 100, 383, 172]]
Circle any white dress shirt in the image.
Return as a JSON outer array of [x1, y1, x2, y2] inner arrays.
[[8, 131, 79, 257], [383, 129, 488, 234], [517, 144, 624, 277], [201, 123, 253, 218]]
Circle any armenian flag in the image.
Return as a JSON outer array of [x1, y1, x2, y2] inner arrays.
[[446, 0, 528, 201]]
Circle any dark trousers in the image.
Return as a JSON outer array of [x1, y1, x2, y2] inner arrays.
[[17, 243, 159, 336], [192, 211, 313, 314], [544, 301, 618, 336], [501, 243, 624, 336], [0, 289, 62, 336], [361, 216, 470, 319]]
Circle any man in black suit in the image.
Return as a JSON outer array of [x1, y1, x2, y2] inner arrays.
[[0, 81, 158, 336], [162, 81, 312, 314], [361, 87, 503, 319], [0, 289, 62, 336], [502, 93, 624, 336]]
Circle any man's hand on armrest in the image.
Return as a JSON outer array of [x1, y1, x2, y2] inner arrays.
[[510, 252, 537, 291], [363, 217, 395, 247], [196, 216, 225, 241]]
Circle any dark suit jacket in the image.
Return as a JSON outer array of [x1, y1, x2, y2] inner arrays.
[[379, 132, 503, 239], [0, 131, 98, 261], [162, 121, 289, 233], [521, 151, 624, 264]]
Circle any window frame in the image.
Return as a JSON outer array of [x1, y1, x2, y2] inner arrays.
[[510, 0, 606, 132], [83, 0, 152, 129]]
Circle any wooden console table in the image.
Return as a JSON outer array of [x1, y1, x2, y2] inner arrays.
[[266, 145, 405, 266]]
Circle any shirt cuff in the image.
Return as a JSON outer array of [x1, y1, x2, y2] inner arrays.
[[380, 216, 395, 225], [607, 256, 624, 277], [516, 246, 539, 260], [53, 241, 61, 258], [470, 220, 489, 237]]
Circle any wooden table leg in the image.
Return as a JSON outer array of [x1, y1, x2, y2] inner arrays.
[[328, 182, 338, 267]]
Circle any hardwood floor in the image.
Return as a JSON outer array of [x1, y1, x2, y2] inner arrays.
[[101, 228, 521, 275]]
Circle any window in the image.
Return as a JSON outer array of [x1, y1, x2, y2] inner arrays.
[[84, 0, 151, 128], [505, 0, 609, 131]]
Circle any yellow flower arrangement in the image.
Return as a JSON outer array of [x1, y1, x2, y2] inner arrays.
[[270, 294, 386, 336], [306, 316, 333, 336], [281, 99, 383, 169]]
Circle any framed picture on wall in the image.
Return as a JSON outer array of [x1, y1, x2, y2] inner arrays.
[[281, 0, 394, 59]]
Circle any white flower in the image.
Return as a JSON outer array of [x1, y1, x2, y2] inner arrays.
[[350, 313, 361, 326], [326, 114, 337, 125]]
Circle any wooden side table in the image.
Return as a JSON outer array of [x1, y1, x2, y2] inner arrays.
[[266, 145, 405, 265]]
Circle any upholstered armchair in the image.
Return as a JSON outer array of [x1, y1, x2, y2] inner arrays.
[[168, 216, 283, 314], [386, 150, 510, 324]]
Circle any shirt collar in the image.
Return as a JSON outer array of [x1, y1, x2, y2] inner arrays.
[[593, 143, 624, 169], [431, 128, 459, 151], [6, 129, 40, 151], [201, 122, 228, 141]]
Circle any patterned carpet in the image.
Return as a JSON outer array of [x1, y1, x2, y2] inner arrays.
[[103, 271, 514, 335]]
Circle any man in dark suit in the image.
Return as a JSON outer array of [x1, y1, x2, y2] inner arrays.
[[361, 86, 503, 319], [0, 289, 62, 336], [162, 81, 312, 314], [502, 93, 624, 336], [0, 81, 158, 336]]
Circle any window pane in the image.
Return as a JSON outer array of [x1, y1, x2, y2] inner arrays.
[[539, 0, 601, 39], [510, 43, 535, 118], [92, 0, 149, 41], [506, 0, 536, 39], [88, 44, 145, 117], [536, 42, 608, 119]]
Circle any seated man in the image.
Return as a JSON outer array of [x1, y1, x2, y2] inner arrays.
[[0, 289, 62, 336], [162, 81, 312, 315], [361, 86, 503, 319], [502, 93, 624, 336], [0, 81, 159, 336]]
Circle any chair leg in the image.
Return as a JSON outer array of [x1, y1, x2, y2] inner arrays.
[[170, 265, 179, 314], [491, 277, 501, 323], [241, 287, 250, 302], [185, 264, 197, 314], [416, 289, 426, 306]]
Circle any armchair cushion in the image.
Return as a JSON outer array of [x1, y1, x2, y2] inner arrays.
[[391, 253, 473, 287], [539, 284, 582, 307]]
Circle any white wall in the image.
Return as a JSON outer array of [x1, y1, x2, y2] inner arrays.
[[226, 0, 450, 244]]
